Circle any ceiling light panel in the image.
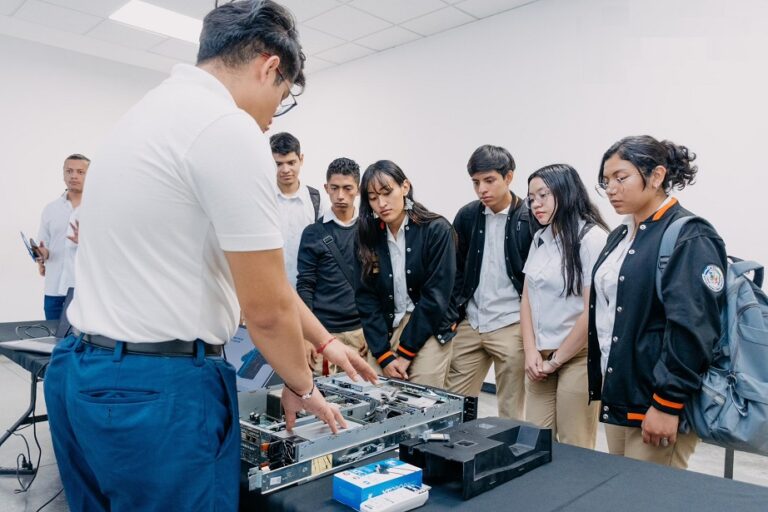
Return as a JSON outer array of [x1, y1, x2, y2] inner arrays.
[[110, 0, 202, 44]]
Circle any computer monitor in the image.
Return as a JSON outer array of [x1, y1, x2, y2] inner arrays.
[[224, 326, 283, 392]]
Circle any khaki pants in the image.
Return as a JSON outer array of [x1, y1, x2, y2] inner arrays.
[[445, 320, 525, 419], [604, 423, 699, 469], [312, 328, 367, 376], [524, 347, 598, 449], [366, 314, 453, 389]]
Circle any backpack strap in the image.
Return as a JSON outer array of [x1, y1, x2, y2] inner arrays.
[[308, 186, 321, 221], [656, 216, 699, 302], [321, 223, 354, 287], [730, 259, 765, 288]]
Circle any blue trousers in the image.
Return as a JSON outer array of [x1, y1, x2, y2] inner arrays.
[[44, 295, 66, 320], [44, 335, 241, 511]]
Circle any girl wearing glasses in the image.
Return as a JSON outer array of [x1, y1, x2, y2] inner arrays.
[[587, 135, 726, 468], [354, 160, 456, 387], [520, 164, 608, 448]]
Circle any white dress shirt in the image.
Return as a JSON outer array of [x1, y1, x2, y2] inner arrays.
[[277, 184, 329, 287], [593, 196, 674, 373], [524, 222, 607, 350], [57, 207, 80, 296], [68, 64, 283, 344], [37, 193, 74, 297], [387, 217, 415, 328], [322, 208, 357, 227], [466, 205, 520, 333]]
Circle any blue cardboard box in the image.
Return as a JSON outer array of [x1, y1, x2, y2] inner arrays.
[[333, 458, 422, 511]]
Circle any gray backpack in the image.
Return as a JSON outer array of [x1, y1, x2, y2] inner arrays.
[[657, 216, 768, 455]]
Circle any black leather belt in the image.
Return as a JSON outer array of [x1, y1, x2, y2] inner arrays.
[[83, 334, 222, 357]]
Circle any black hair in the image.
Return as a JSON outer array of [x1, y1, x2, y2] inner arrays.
[[357, 160, 441, 277], [269, 132, 300, 155], [197, 0, 306, 89], [64, 153, 90, 163], [528, 164, 608, 297], [467, 144, 516, 178], [599, 135, 698, 192], [326, 158, 360, 184]]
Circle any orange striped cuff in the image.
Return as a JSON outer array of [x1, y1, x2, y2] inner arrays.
[[396, 346, 417, 360], [653, 393, 684, 410], [377, 351, 395, 364], [627, 413, 646, 421]]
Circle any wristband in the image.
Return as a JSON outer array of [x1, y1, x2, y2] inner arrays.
[[286, 382, 315, 401], [317, 336, 336, 354], [285, 381, 315, 400], [547, 351, 562, 368]]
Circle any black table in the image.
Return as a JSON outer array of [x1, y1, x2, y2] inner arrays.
[[243, 442, 768, 512], [0, 320, 57, 475]]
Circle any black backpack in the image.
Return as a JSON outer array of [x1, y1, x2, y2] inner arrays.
[[308, 186, 321, 221]]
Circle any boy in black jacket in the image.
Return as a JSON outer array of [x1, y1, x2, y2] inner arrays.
[[296, 158, 366, 374], [445, 145, 536, 419]]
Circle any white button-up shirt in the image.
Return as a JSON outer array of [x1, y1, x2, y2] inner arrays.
[[466, 205, 520, 333], [593, 196, 674, 373], [57, 207, 80, 296], [524, 222, 607, 350], [322, 209, 357, 227], [387, 217, 414, 328], [277, 184, 329, 287], [37, 193, 74, 297], [69, 64, 283, 344]]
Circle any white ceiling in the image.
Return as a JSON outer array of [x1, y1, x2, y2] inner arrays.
[[0, 0, 540, 74]]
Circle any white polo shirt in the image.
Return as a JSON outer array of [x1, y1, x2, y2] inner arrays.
[[68, 64, 283, 345], [277, 184, 328, 287], [524, 222, 607, 350], [466, 204, 520, 333], [37, 193, 74, 297]]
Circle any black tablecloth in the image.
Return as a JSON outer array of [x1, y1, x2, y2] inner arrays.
[[243, 442, 768, 512], [0, 320, 57, 377]]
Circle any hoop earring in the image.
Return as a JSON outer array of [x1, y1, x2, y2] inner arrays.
[[404, 197, 414, 211]]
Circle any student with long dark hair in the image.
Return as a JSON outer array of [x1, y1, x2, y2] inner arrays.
[[520, 164, 608, 448], [588, 135, 727, 468], [355, 160, 456, 387]]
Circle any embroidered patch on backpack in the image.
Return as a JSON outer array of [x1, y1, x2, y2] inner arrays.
[[702, 265, 724, 292]]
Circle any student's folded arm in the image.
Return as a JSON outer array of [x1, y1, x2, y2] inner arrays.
[[652, 227, 727, 415], [398, 221, 456, 360], [353, 250, 395, 368]]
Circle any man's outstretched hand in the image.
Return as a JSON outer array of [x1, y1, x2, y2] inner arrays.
[[321, 339, 378, 384]]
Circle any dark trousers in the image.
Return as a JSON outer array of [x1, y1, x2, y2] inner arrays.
[[43, 295, 65, 320], [44, 335, 241, 511]]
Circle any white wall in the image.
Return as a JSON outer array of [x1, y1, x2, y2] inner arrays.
[[273, 0, 768, 269], [4, 0, 768, 322], [0, 34, 165, 321]]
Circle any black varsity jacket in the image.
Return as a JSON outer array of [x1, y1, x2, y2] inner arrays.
[[354, 216, 456, 369], [587, 200, 727, 427], [447, 193, 537, 329]]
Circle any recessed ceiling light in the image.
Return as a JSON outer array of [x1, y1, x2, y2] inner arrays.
[[110, 1, 202, 44]]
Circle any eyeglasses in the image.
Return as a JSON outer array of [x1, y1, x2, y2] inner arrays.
[[524, 189, 552, 209], [595, 171, 641, 197], [274, 67, 298, 117]]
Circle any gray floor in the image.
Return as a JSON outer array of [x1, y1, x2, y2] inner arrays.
[[1, 356, 766, 511]]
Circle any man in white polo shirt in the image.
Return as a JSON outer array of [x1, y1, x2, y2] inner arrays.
[[43, 2, 376, 511], [36, 153, 89, 319]]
